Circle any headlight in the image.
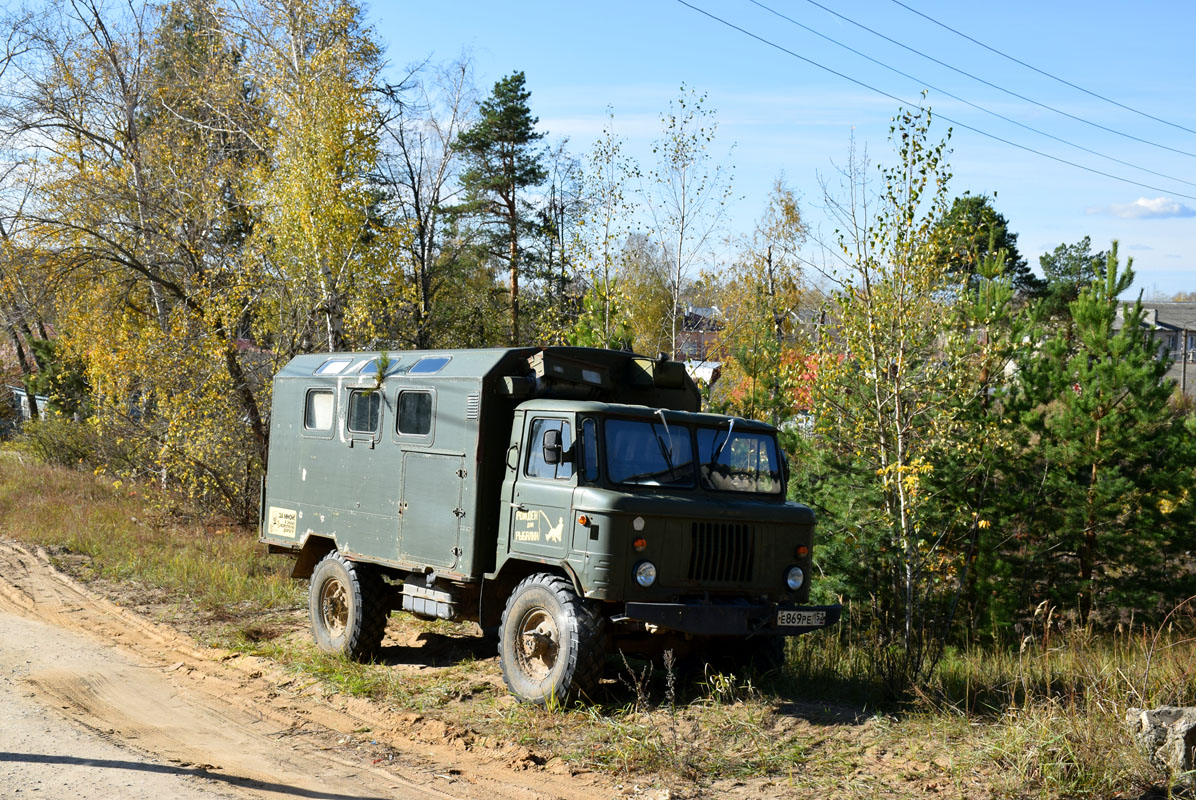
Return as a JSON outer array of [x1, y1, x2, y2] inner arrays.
[[634, 561, 657, 587], [785, 566, 804, 591]]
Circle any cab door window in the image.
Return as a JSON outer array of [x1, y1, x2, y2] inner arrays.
[[525, 418, 573, 480], [581, 418, 599, 482]]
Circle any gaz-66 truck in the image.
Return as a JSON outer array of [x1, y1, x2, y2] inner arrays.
[[260, 346, 840, 703]]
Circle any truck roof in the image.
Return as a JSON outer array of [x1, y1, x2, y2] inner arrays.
[[275, 348, 522, 381], [274, 347, 702, 412], [515, 398, 777, 432]]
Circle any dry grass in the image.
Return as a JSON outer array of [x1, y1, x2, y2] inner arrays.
[[2, 450, 1192, 798], [0, 451, 298, 615]]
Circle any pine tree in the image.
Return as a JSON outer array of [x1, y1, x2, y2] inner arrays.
[[934, 193, 1042, 298], [453, 71, 547, 344], [1003, 243, 1191, 625]]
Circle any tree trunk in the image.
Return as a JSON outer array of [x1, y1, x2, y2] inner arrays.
[[1079, 425, 1101, 627], [8, 323, 38, 421], [508, 205, 520, 345]]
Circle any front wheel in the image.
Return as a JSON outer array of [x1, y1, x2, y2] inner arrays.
[[308, 552, 388, 660], [498, 574, 607, 704]]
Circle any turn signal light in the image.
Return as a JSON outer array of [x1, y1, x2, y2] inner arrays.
[[578, 514, 589, 526], [795, 545, 809, 559], [633, 537, 647, 552]]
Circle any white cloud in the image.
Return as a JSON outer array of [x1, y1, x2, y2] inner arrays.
[[1087, 197, 1196, 219]]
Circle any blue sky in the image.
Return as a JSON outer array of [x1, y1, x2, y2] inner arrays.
[[373, 0, 1195, 296]]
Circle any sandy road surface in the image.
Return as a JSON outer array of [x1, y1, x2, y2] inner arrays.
[[0, 540, 625, 800], [2, 611, 255, 800]]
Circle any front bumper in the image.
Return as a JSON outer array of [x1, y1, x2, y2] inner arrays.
[[618, 600, 842, 636]]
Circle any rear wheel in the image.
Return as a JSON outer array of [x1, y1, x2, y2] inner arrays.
[[308, 552, 388, 660], [498, 574, 607, 704]]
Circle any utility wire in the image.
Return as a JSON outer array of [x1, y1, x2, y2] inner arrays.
[[672, 0, 1196, 202], [747, 0, 1196, 190], [790, 0, 1196, 160], [888, 0, 1196, 138]]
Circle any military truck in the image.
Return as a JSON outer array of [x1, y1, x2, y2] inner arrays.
[[260, 346, 839, 703]]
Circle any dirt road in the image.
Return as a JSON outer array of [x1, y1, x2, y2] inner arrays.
[[0, 540, 629, 800]]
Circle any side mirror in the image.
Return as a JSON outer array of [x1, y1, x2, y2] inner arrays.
[[542, 428, 563, 465]]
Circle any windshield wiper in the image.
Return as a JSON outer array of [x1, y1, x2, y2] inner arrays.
[[654, 408, 676, 474], [712, 417, 735, 464]]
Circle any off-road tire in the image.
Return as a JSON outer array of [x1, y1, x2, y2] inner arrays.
[[308, 552, 388, 660], [498, 574, 607, 704]]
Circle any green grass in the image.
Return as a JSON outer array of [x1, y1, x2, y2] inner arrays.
[[2, 450, 1192, 797], [225, 626, 502, 710]]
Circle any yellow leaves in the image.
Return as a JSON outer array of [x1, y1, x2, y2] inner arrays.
[[1159, 490, 1187, 516], [876, 458, 934, 499]]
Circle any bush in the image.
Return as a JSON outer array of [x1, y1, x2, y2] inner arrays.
[[11, 416, 102, 467]]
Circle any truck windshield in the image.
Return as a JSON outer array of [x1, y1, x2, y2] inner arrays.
[[603, 417, 783, 494], [695, 427, 783, 495], [605, 418, 694, 487]]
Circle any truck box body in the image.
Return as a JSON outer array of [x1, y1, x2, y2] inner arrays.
[[262, 347, 702, 580]]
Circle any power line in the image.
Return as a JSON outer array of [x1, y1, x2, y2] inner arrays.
[[888, 0, 1196, 138], [745, 0, 1196, 190], [792, 0, 1196, 161], [671, 0, 1196, 202]]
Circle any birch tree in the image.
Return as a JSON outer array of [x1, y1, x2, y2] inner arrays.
[[801, 108, 1020, 690], [567, 111, 638, 349], [377, 55, 476, 348], [712, 178, 808, 426], [238, 0, 402, 353], [642, 86, 732, 358]]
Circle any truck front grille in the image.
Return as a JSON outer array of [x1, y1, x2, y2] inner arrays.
[[688, 522, 755, 583]]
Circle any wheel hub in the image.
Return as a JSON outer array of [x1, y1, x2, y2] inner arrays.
[[517, 609, 559, 680], [320, 578, 349, 639]]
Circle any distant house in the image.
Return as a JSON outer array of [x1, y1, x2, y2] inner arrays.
[[1116, 302, 1196, 396], [684, 359, 721, 387], [675, 305, 724, 362], [2, 383, 49, 437]]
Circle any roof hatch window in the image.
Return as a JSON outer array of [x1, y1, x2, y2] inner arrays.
[[314, 358, 352, 376], [409, 355, 451, 375], [356, 356, 402, 377]]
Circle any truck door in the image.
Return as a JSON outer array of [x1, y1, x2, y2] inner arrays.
[[509, 415, 574, 560], [399, 452, 464, 569]]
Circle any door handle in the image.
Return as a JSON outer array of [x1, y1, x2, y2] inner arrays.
[[509, 502, 527, 512]]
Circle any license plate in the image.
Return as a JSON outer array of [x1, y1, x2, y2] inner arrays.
[[778, 609, 825, 627]]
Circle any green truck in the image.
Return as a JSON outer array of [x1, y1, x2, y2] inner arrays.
[[260, 346, 839, 703]]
